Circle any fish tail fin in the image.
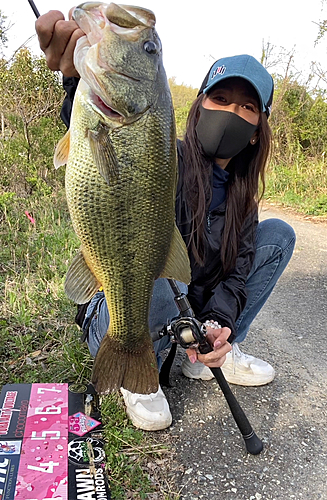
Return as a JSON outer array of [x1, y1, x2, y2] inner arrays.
[[91, 335, 159, 395]]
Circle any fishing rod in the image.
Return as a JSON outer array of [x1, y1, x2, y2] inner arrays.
[[27, 0, 40, 18], [164, 278, 263, 455]]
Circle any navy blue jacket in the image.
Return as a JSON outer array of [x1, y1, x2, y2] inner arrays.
[[176, 141, 258, 337]]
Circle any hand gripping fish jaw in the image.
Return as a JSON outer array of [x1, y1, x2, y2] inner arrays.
[[161, 279, 264, 456]]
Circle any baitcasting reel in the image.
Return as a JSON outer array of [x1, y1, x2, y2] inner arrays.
[[162, 280, 213, 356]]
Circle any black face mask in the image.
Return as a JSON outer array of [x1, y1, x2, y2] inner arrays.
[[195, 107, 258, 159]]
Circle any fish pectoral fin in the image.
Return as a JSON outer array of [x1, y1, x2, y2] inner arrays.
[[159, 223, 191, 284], [88, 124, 119, 185], [65, 250, 101, 304], [54, 130, 70, 169]]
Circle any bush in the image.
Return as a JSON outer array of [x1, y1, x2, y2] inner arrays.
[[0, 49, 66, 196]]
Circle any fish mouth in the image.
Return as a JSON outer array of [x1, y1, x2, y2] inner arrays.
[[74, 3, 157, 121], [73, 2, 157, 76], [90, 90, 123, 121], [89, 89, 151, 125], [74, 3, 156, 44], [74, 36, 140, 121]]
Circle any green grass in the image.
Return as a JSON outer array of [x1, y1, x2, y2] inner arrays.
[[0, 190, 179, 499], [101, 393, 178, 499], [0, 190, 90, 386], [265, 159, 327, 218]]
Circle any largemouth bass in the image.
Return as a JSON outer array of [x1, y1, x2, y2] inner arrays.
[[54, 2, 191, 394]]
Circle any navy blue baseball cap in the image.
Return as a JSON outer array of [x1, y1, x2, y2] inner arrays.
[[198, 54, 274, 117]]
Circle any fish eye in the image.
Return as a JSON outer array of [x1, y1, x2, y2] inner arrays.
[[143, 41, 157, 55]]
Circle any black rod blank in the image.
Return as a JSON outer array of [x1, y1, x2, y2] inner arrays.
[[28, 0, 40, 18], [209, 366, 263, 454]]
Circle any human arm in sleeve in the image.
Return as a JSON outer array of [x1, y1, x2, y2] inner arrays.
[[198, 209, 258, 338]]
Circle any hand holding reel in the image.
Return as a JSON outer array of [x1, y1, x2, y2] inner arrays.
[[163, 279, 263, 455]]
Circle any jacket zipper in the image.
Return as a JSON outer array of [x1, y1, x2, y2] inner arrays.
[[207, 211, 211, 233]]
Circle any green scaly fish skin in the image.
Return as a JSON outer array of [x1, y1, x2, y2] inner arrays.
[[55, 2, 190, 394]]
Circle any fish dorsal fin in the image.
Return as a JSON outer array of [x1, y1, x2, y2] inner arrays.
[[54, 130, 70, 169], [159, 223, 191, 285], [88, 124, 119, 185], [65, 249, 101, 304]]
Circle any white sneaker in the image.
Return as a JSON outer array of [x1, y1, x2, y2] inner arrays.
[[120, 386, 172, 431], [221, 343, 275, 386], [181, 356, 215, 380]]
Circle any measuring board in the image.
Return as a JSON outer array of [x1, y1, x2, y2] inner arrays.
[[0, 383, 111, 499]]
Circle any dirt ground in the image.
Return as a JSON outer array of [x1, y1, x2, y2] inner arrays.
[[161, 203, 327, 500]]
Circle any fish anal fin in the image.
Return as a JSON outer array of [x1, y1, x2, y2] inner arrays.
[[54, 130, 70, 169], [159, 223, 191, 284], [65, 250, 101, 304], [92, 335, 159, 394], [88, 123, 119, 185]]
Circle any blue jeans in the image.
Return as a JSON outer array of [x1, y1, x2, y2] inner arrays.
[[84, 218, 295, 366]]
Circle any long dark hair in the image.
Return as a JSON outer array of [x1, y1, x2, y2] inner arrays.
[[182, 93, 272, 281]]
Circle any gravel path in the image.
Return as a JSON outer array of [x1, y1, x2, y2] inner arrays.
[[161, 204, 327, 500]]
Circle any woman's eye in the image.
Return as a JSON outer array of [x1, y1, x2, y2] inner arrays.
[[214, 95, 226, 102], [243, 104, 256, 112]]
